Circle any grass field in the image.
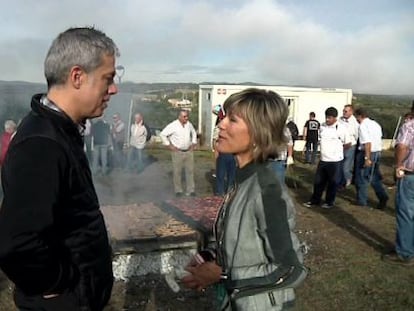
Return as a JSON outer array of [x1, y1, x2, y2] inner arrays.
[[287, 149, 414, 311]]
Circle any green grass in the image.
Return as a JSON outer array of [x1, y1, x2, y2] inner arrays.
[[291, 149, 414, 310]]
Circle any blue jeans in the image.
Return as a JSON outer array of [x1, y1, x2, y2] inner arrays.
[[112, 141, 125, 168], [310, 161, 341, 205], [354, 151, 388, 205], [395, 175, 414, 258], [305, 141, 318, 164], [127, 147, 144, 172], [92, 144, 108, 175], [340, 145, 356, 185], [268, 160, 287, 186], [216, 153, 236, 195]]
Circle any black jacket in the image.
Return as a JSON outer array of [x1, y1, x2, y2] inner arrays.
[[0, 94, 113, 310]]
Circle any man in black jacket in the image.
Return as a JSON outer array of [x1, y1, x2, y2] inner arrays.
[[0, 27, 119, 311]]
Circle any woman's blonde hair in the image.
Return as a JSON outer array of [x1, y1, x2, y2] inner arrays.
[[223, 88, 288, 163]]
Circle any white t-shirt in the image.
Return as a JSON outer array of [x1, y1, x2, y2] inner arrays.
[[358, 118, 383, 152], [129, 122, 147, 149], [339, 114, 359, 146], [319, 121, 351, 162]]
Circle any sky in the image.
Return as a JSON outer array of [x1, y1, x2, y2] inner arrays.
[[0, 0, 413, 95]]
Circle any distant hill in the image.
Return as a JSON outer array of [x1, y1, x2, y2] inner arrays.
[[353, 93, 413, 138]]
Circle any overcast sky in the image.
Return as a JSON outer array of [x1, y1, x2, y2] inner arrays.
[[1, 0, 413, 95]]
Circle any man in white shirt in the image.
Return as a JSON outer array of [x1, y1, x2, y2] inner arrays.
[[354, 108, 389, 208], [127, 113, 147, 173], [160, 110, 198, 197], [339, 104, 359, 187], [304, 107, 351, 209]]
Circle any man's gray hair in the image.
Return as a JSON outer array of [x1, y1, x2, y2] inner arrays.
[[4, 120, 16, 131], [44, 27, 120, 88]]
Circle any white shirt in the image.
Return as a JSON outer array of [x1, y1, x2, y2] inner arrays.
[[319, 121, 351, 162], [84, 119, 92, 136], [275, 127, 293, 161], [358, 118, 383, 152], [111, 119, 125, 143], [129, 121, 147, 149], [160, 119, 197, 150], [339, 114, 359, 146]]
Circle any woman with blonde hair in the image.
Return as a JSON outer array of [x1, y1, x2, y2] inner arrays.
[[182, 88, 307, 310]]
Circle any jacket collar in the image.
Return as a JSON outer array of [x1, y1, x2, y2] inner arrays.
[[235, 161, 260, 184], [31, 93, 84, 143]]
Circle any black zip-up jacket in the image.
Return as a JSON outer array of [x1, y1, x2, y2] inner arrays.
[[0, 94, 113, 310]]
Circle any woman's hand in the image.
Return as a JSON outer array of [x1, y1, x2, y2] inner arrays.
[[180, 261, 222, 291]]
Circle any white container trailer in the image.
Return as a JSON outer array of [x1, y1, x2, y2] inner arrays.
[[198, 84, 353, 148]]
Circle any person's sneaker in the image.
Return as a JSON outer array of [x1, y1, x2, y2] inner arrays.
[[189, 192, 196, 197], [303, 201, 315, 208], [321, 203, 334, 209], [175, 192, 183, 198], [382, 251, 414, 266]]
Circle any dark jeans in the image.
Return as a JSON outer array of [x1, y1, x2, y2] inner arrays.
[[215, 153, 236, 195], [310, 161, 341, 205]]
